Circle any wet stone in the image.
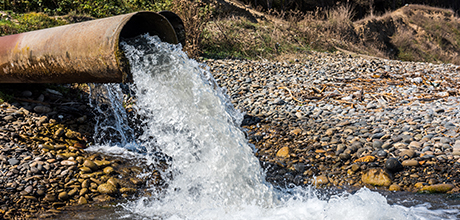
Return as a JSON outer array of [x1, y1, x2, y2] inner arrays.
[[93, 194, 115, 203], [58, 192, 68, 201], [389, 184, 401, 191], [420, 184, 454, 193], [103, 166, 115, 175], [97, 183, 118, 194], [276, 147, 290, 158], [385, 158, 403, 173], [44, 194, 56, 202], [78, 196, 88, 205], [23, 185, 33, 194], [313, 176, 329, 186], [83, 160, 98, 171], [371, 133, 385, 139], [362, 169, 392, 187], [22, 90, 33, 97]]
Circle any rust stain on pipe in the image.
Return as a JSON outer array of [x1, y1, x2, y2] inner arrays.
[[0, 11, 184, 83]]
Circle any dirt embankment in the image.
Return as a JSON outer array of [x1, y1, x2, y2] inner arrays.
[[206, 1, 460, 64], [354, 4, 460, 64]]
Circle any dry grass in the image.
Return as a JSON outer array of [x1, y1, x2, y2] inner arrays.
[[170, 0, 214, 58], [200, 3, 460, 65], [200, 3, 388, 60], [201, 4, 356, 59], [326, 3, 355, 35], [389, 5, 460, 64], [202, 15, 312, 59]]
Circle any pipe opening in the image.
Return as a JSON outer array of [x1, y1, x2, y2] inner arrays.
[[117, 12, 180, 83], [120, 12, 178, 44]]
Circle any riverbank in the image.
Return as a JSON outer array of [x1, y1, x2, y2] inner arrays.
[[1, 50, 460, 219], [205, 50, 460, 193]]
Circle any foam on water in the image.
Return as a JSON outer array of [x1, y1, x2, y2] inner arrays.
[[88, 34, 458, 220]]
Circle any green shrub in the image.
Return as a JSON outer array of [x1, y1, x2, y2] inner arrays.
[[0, 12, 67, 36], [0, 0, 173, 18]]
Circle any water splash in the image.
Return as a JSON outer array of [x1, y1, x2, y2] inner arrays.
[[86, 34, 459, 220], [118, 35, 276, 217]]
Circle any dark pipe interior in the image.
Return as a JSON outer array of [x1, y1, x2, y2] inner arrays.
[[120, 12, 178, 44], [159, 11, 186, 46]]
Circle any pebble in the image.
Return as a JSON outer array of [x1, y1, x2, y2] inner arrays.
[[97, 183, 118, 195], [58, 192, 68, 201], [419, 184, 454, 193], [8, 158, 19, 166], [103, 166, 115, 175], [33, 105, 52, 113], [60, 160, 77, 166], [22, 90, 33, 97], [385, 158, 403, 173], [313, 176, 329, 186], [78, 197, 88, 205], [361, 169, 392, 187], [119, 187, 136, 194], [401, 160, 419, 166], [389, 184, 401, 191], [107, 177, 119, 188], [399, 149, 415, 158], [276, 147, 290, 158], [83, 159, 98, 171], [3, 115, 14, 121], [372, 140, 383, 149]]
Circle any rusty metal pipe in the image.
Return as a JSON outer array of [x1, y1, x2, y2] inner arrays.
[[0, 11, 185, 83]]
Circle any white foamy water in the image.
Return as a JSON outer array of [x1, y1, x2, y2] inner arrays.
[[87, 34, 458, 220]]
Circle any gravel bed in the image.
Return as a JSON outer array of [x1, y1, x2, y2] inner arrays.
[[0, 85, 159, 219], [205, 51, 460, 193]]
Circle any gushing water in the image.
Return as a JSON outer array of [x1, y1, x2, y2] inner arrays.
[[87, 35, 459, 220]]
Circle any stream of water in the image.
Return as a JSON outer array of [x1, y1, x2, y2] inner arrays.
[[86, 34, 459, 220]]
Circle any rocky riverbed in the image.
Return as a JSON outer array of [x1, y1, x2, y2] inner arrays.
[[1, 50, 460, 218], [0, 85, 162, 219], [205, 51, 460, 194]]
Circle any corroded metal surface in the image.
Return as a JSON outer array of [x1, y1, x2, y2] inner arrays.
[[0, 11, 182, 83]]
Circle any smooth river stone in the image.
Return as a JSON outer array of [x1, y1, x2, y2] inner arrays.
[[385, 158, 403, 173], [83, 160, 98, 171], [97, 183, 117, 194], [61, 160, 77, 166], [399, 149, 415, 158], [276, 147, 290, 158], [402, 159, 419, 166], [419, 184, 454, 193], [393, 142, 407, 149], [408, 141, 422, 148]]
